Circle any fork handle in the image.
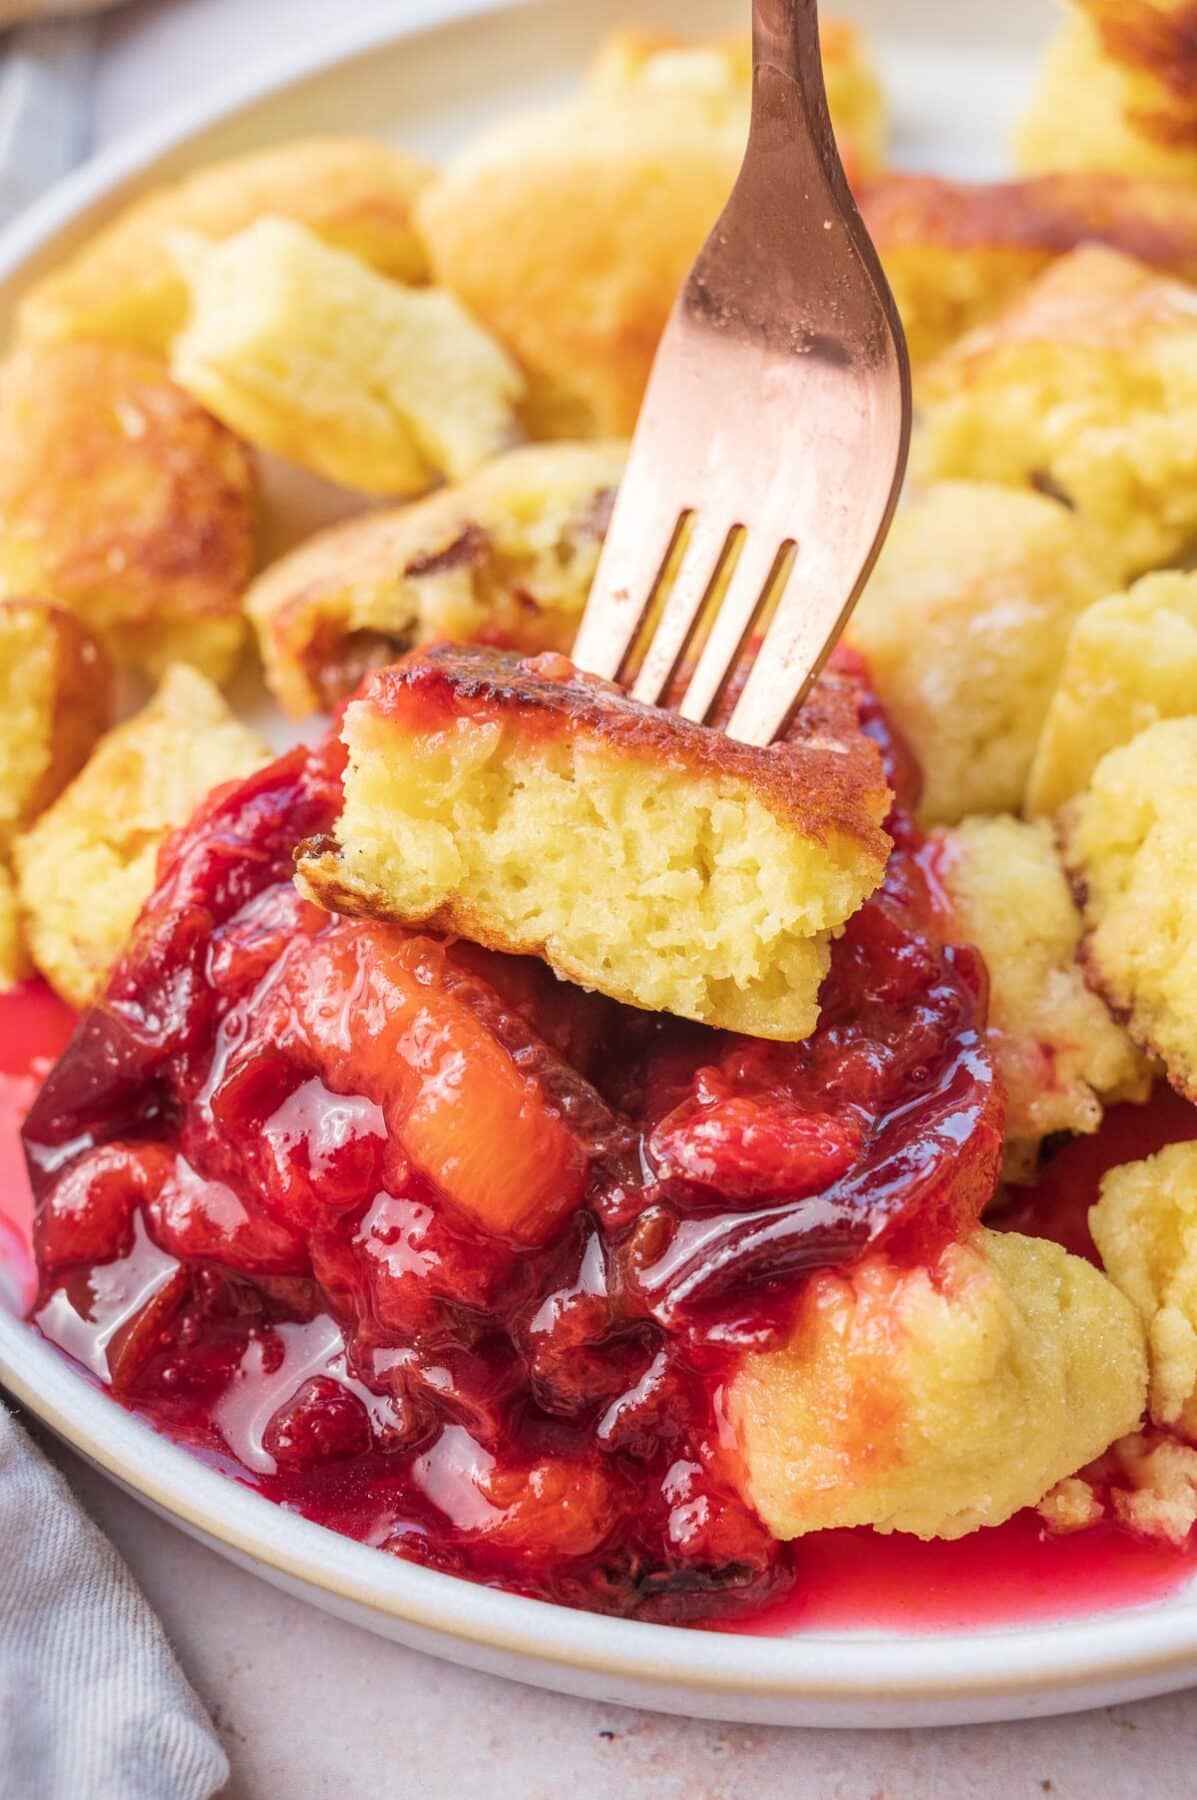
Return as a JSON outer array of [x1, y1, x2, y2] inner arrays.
[[751, 0, 843, 184], [753, 0, 821, 78]]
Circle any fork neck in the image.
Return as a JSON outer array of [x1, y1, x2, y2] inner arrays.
[[748, 0, 850, 222], [752, 0, 823, 86]]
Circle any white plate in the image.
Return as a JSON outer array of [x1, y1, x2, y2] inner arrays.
[[3, 0, 1197, 1731]]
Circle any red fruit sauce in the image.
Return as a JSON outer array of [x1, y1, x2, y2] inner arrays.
[[4, 690, 1195, 1629]]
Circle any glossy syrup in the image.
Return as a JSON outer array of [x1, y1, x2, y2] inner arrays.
[[0, 981, 75, 1307], [3, 974, 1195, 1633]]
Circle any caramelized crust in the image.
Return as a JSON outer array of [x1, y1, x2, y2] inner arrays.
[[862, 170, 1197, 364], [298, 646, 891, 1041], [0, 342, 257, 682], [929, 241, 1197, 356], [1084, 1, 1197, 142], [1017, 2, 1197, 181], [1089, 1, 1197, 65], [332, 644, 891, 860]]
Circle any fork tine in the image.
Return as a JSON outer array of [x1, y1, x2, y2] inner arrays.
[[630, 513, 736, 708], [675, 533, 788, 726], [570, 475, 682, 683], [725, 553, 864, 747]]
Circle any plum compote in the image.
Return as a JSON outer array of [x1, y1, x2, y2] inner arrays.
[[22, 681, 1003, 1623]]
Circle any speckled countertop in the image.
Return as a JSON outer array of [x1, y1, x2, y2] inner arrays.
[[18, 1, 1197, 1791]]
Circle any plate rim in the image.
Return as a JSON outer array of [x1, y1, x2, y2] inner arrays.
[[2, 0, 1196, 1717], [8, 1303, 1197, 1706]]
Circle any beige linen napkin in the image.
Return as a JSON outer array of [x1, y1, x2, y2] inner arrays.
[[0, 1404, 228, 1800]]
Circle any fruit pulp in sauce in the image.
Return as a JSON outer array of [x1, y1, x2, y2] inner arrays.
[[3, 982, 1193, 1628], [7, 711, 1197, 1628]]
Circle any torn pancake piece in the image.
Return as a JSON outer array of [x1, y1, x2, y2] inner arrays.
[[861, 169, 1197, 368], [14, 664, 269, 1009], [0, 598, 109, 852], [1027, 569, 1197, 819], [0, 863, 25, 992], [0, 342, 257, 683], [246, 440, 625, 717], [1015, 0, 1197, 185], [1091, 1142, 1197, 1436], [297, 646, 892, 1041], [725, 1228, 1147, 1541], [934, 814, 1150, 1181], [417, 25, 882, 440], [171, 218, 523, 498], [1061, 716, 1197, 1101], [916, 245, 1197, 577], [16, 135, 431, 355], [848, 481, 1120, 826]]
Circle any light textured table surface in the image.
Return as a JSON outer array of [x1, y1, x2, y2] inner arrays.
[[19, 1, 1197, 1792]]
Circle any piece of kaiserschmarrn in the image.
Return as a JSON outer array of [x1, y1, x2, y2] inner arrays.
[[917, 245, 1197, 575], [1040, 1431, 1197, 1548], [0, 597, 109, 853], [0, 341, 257, 682], [725, 1229, 1146, 1540], [17, 136, 431, 354], [1061, 717, 1197, 1100], [0, 595, 107, 990], [296, 645, 892, 1041], [936, 815, 1150, 1180], [588, 24, 884, 172], [417, 26, 882, 437], [848, 482, 1120, 825], [1016, 0, 1197, 183], [1028, 570, 1197, 818], [246, 441, 626, 716], [1092, 1143, 1197, 1438], [171, 218, 524, 498], [861, 170, 1197, 367], [14, 664, 268, 1008], [0, 862, 24, 991]]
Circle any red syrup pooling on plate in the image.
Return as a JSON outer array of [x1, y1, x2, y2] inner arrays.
[[993, 1082, 1197, 1265], [727, 1511, 1195, 1635], [0, 981, 77, 1307], [7, 690, 1197, 1628]]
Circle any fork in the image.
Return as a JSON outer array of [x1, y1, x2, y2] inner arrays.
[[570, 0, 910, 747]]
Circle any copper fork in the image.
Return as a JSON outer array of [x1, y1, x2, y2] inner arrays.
[[570, 0, 910, 746]]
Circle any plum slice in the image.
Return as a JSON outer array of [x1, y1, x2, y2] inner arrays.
[[213, 921, 631, 1248]]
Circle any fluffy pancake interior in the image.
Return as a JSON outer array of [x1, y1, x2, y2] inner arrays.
[[726, 1228, 1147, 1541], [302, 679, 890, 1042], [171, 217, 523, 498]]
